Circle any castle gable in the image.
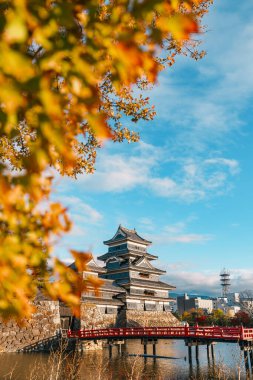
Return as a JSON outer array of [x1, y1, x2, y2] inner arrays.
[[134, 257, 154, 269], [114, 233, 125, 240]]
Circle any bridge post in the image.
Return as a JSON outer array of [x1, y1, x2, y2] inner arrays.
[[107, 340, 114, 358], [184, 323, 189, 337], [152, 343, 156, 356], [244, 349, 250, 377], [249, 345, 253, 369], [211, 343, 215, 363], [195, 344, 199, 359], [116, 340, 125, 356], [141, 338, 158, 357], [188, 345, 192, 365], [207, 344, 210, 364], [240, 325, 244, 340], [109, 344, 112, 358]]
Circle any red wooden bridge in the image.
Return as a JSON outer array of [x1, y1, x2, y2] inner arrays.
[[67, 325, 253, 343]]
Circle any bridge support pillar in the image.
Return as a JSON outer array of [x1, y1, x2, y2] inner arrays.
[[211, 343, 215, 362], [249, 346, 253, 369], [108, 344, 113, 358], [188, 345, 192, 365], [141, 338, 158, 357], [117, 340, 125, 356], [107, 339, 125, 358], [207, 344, 210, 364], [244, 350, 250, 377], [195, 344, 199, 362]]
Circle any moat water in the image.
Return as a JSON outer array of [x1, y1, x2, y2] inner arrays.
[[0, 339, 250, 379]]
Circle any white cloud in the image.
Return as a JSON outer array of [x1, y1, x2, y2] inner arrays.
[[62, 142, 239, 202], [146, 219, 213, 246], [138, 217, 155, 231], [163, 222, 186, 235], [56, 195, 103, 224], [75, 142, 157, 192], [204, 158, 240, 175], [163, 268, 253, 295], [146, 4, 253, 156], [148, 177, 177, 197], [167, 234, 212, 243]]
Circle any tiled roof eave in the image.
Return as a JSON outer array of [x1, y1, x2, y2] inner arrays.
[[129, 263, 166, 274], [81, 297, 124, 306], [118, 280, 176, 290], [131, 267, 165, 275], [104, 237, 151, 245], [97, 250, 158, 261], [86, 283, 126, 293], [126, 295, 174, 301], [102, 266, 166, 275]]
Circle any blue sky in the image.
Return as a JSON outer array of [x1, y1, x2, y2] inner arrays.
[[53, 0, 253, 296]]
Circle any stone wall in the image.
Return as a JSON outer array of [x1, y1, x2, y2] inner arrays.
[[117, 310, 180, 327], [80, 304, 180, 329], [80, 303, 117, 329], [0, 301, 61, 352], [80, 303, 118, 351], [0, 301, 180, 352]]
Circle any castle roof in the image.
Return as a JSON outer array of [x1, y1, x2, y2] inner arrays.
[[103, 225, 152, 246], [119, 256, 166, 274], [118, 278, 176, 290], [133, 256, 166, 272], [81, 296, 124, 306], [69, 258, 106, 274], [97, 250, 157, 262], [96, 278, 125, 293]]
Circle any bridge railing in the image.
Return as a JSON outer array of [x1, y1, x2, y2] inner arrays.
[[67, 326, 253, 341]]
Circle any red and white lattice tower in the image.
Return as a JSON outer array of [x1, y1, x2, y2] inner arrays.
[[220, 268, 231, 297]]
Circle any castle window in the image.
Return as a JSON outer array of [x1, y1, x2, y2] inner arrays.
[[106, 307, 117, 314], [144, 290, 155, 296], [139, 273, 149, 278], [108, 244, 127, 253]]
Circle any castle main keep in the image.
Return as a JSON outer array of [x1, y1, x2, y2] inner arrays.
[[74, 225, 179, 331], [97, 225, 175, 312]]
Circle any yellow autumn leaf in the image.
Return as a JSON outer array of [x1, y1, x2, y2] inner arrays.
[[4, 16, 27, 43], [0, 0, 212, 320]]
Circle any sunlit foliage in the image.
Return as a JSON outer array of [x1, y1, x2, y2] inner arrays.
[[0, 0, 212, 320]]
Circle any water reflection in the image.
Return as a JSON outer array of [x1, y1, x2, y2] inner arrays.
[[0, 339, 249, 380]]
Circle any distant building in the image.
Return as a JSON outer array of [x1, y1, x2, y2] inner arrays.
[[212, 295, 241, 316], [241, 298, 253, 313], [227, 292, 240, 305], [226, 306, 241, 317], [168, 299, 178, 313], [177, 293, 213, 315]]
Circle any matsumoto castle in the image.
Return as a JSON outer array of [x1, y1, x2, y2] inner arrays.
[[77, 225, 176, 315]]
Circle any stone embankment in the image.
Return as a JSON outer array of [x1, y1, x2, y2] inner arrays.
[[117, 310, 181, 328], [80, 305, 180, 329], [0, 301, 60, 352], [80, 304, 117, 329], [0, 302, 180, 352], [80, 304, 118, 350]]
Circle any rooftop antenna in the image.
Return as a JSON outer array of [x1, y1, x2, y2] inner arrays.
[[220, 268, 230, 297]]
